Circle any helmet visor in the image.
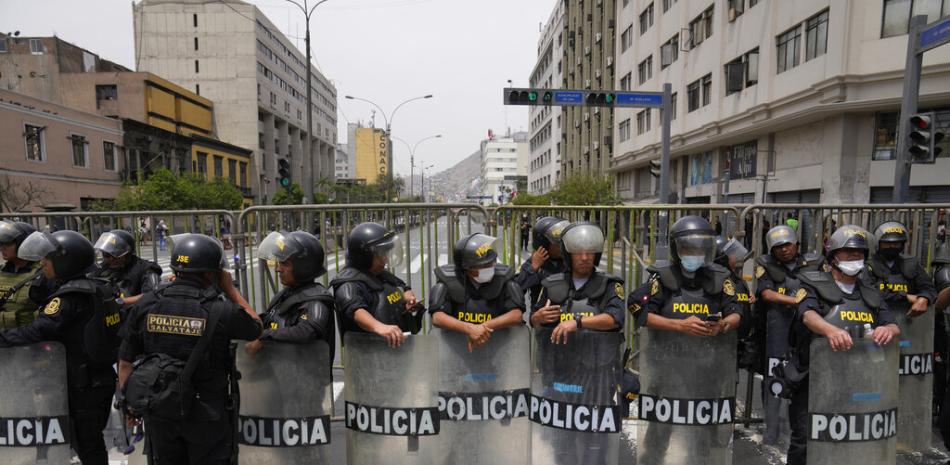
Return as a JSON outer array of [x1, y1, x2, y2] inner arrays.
[[0, 221, 22, 245], [544, 220, 570, 244], [562, 224, 605, 254], [17, 231, 58, 262], [722, 238, 751, 263], [94, 232, 132, 258], [371, 234, 404, 268], [462, 234, 499, 269], [257, 231, 303, 264], [674, 233, 716, 263]]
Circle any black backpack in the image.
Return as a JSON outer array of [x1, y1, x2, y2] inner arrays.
[[51, 277, 123, 365]]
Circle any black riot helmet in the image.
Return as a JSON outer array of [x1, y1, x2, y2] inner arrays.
[[346, 222, 404, 271], [532, 216, 562, 250], [933, 243, 950, 267], [0, 221, 37, 249], [168, 233, 225, 273], [258, 230, 327, 282], [559, 222, 605, 273], [826, 225, 871, 259], [874, 220, 908, 245], [713, 236, 729, 267], [93, 229, 135, 258], [669, 215, 717, 264], [17, 230, 95, 279], [453, 233, 498, 273]]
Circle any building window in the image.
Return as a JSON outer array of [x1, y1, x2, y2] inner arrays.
[[70, 134, 88, 167], [688, 6, 714, 48], [214, 156, 223, 178], [0, 39, 7, 53], [872, 112, 899, 160], [638, 55, 653, 84], [882, 0, 950, 37], [194, 59, 199, 73], [724, 47, 759, 95], [661, 34, 679, 69], [777, 25, 801, 73], [240, 162, 248, 187], [194, 37, 199, 51], [103, 141, 117, 171], [640, 3, 655, 35], [670, 92, 678, 120], [29, 39, 43, 55], [687, 79, 701, 112], [662, 0, 678, 13], [195, 84, 200, 95], [24, 124, 45, 161], [701, 74, 712, 106], [95, 85, 118, 108], [228, 159, 237, 184], [197, 152, 208, 176], [621, 26, 633, 52], [805, 9, 829, 61], [723, 141, 758, 179], [619, 119, 632, 142], [620, 72, 632, 90], [193, 13, 198, 27], [727, 0, 745, 21], [636, 109, 652, 134], [689, 151, 715, 186]]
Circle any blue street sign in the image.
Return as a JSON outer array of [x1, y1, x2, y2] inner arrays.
[[552, 91, 584, 105], [616, 92, 664, 107], [920, 16, 950, 52]]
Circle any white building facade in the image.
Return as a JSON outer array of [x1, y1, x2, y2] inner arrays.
[[134, 0, 338, 204], [481, 131, 530, 205], [611, 0, 950, 204], [528, 1, 565, 194]]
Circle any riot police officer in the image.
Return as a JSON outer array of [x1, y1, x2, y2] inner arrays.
[[0, 230, 117, 465], [118, 233, 262, 465], [932, 244, 950, 450], [866, 221, 935, 317], [90, 229, 162, 307], [246, 230, 335, 359], [936, 244, 950, 310], [784, 225, 900, 465], [642, 216, 742, 336], [331, 222, 421, 348], [0, 220, 41, 328], [515, 216, 569, 305], [429, 233, 524, 351], [754, 225, 823, 445], [531, 222, 625, 341]]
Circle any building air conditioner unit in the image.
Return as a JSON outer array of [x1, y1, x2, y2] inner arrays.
[[584, 45, 591, 55], [593, 107, 600, 115], [584, 79, 592, 88], [595, 32, 602, 43], [593, 141, 600, 150], [595, 69, 602, 78], [583, 112, 590, 122], [606, 56, 613, 67], [583, 145, 590, 154], [575, 120, 581, 128], [576, 55, 583, 65], [728, 7, 738, 21]]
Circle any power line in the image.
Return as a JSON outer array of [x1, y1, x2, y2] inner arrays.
[[216, 0, 326, 73]]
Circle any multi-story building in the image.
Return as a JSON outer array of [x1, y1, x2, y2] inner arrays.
[[134, 0, 338, 204], [334, 143, 351, 180], [351, 125, 390, 185], [561, 0, 618, 178], [0, 88, 124, 211], [528, 1, 565, 194], [480, 131, 529, 205], [611, 0, 950, 204]]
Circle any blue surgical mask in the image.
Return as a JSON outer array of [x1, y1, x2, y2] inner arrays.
[[680, 255, 705, 273]]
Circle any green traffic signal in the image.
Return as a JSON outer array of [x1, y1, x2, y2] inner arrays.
[[528, 91, 538, 102], [543, 92, 553, 103], [605, 93, 615, 104]]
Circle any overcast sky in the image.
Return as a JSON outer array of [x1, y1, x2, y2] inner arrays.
[[0, 0, 554, 175]]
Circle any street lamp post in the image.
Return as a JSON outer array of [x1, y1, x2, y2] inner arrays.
[[284, 0, 332, 203], [421, 163, 435, 202], [393, 135, 442, 199], [344, 94, 433, 198]]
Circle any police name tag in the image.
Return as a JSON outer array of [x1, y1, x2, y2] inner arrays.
[[146, 314, 205, 336], [528, 395, 621, 433], [239, 415, 330, 447], [0, 416, 69, 447], [344, 401, 439, 436], [638, 395, 735, 426], [809, 408, 897, 442], [899, 352, 934, 376], [437, 389, 530, 421]]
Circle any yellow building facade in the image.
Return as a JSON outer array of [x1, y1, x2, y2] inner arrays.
[[144, 75, 214, 137], [354, 127, 389, 185]]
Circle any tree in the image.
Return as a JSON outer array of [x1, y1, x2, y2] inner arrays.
[[107, 168, 243, 211], [511, 175, 617, 206], [272, 183, 305, 205], [0, 175, 52, 212]]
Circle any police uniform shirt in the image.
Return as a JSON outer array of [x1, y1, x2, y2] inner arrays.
[[645, 268, 742, 320], [260, 285, 334, 343], [756, 255, 811, 299], [533, 272, 626, 329], [515, 257, 565, 305], [865, 256, 936, 308], [428, 269, 524, 323], [90, 255, 162, 298], [331, 268, 416, 336]]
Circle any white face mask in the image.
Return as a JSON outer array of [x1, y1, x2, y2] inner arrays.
[[836, 259, 864, 277], [474, 266, 495, 284]]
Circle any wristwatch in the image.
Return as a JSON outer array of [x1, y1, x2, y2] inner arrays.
[[575, 315, 583, 329]]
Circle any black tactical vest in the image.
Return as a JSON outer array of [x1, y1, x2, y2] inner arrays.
[[649, 263, 729, 320], [434, 264, 515, 324], [540, 272, 622, 327], [799, 271, 882, 332], [333, 268, 413, 331], [867, 255, 918, 313]]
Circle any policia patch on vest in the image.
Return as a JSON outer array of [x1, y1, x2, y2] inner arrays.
[[794, 288, 808, 303], [650, 279, 660, 296], [756, 266, 766, 279], [146, 314, 206, 336], [723, 279, 736, 297], [614, 283, 625, 299], [43, 298, 61, 316]]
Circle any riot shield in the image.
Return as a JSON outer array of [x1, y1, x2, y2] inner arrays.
[[636, 328, 737, 465], [344, 332, 440, 465], [530, 329, 624, 465], [895, 310, 934, 452], [808, 338, 899, 465], [434, 326, 531, 465], [236, 340, 333, 463], [0, 343, 72, 465]]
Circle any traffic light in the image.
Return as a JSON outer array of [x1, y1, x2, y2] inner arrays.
[[503, 88, 619, 107], [506, 89, 539, 105], [908, 113, 944, 164], [277, 158, 292, 187], [650, 159, 661, 178], [586, 92, 616, 106]]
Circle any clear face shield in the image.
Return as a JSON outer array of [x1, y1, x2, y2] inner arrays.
[[93, 232, 132, 262], [462, 234, 499, 270], [16, 231, 58, 263], [257, 231, 303, 268], [0, 221, 21, 245], [722, 238, 751, 265], [675, 234, 716, 271], [371, 234, 404, 269]]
